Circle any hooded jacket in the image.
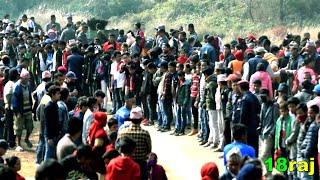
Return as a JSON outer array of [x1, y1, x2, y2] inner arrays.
[[176, 79, 191, 106], [106, 156, 140, 180], [249, 71, 273, 98]]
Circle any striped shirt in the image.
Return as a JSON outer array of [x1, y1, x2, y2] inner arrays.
[[117, 124, 152, 161], [190, 73, 200, 97]]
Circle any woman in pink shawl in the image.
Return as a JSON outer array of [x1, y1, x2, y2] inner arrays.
[[249, 63, 273, 98]]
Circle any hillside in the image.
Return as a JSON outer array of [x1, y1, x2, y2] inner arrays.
[[1, 0, 320, 41]]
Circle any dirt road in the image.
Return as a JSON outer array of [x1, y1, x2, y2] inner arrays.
[[4, 122, 224, 180]]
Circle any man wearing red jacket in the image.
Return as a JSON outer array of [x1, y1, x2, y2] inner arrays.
[[103, 34, 121, 52], [106, 136, 140, 180]]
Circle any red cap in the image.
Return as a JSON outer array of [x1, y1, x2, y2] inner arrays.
[[237, 80, 249, 86], [227, 74, 239, 81], [247, 34, 256, 40], [57, 66, 67, 73], [245, 49, 254, 54], [234, 50, 244, 61]]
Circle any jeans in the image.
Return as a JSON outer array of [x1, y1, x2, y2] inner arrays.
[[100, 80, 108, 110], [199, 106, 209, 141], [114, 88, 125, 111], [175, 105, 187, 133], [162, 98, 173, 130], [190, 97, 198, 129], [157, 97, 164, 127], [148, 97, 157, 121], [36, 134, 45, 164], [186, 102, 192, 126], [4, 109, 15, 147], [44, 137, 57, 160], [208, 110, 219, 144]]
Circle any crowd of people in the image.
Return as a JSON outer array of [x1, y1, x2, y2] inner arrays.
[[0, 12, 318, 180]]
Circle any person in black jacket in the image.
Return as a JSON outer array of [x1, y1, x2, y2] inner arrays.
[[297, 105, 319, 179], [44, 85, 61, 160]]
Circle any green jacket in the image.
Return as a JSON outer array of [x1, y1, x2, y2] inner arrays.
[[274, 114, 293, 150], [205, 75, 217, 110], [176, 79, 191, 106]]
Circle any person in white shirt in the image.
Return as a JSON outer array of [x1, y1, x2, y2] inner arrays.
[[20, 14, 35, 32]]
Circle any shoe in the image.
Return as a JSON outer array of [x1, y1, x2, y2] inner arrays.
[[174, 132, 180, 136], [161, 128, 168, 132], [15, 146, 24, 152], [197, 139, 203, 142], [144, 122, 154, 126], [214, 148, 223, 152], [207, 143, 218, 150], [25, 140, 33, 148], [199, 141, 208, 146], [203, 141, 213, 147], [179, 132, 185, 136], [170, 131, 177, 135], [188, 129, 198, 136], [186, 124, 191, 129], [157, 128, 162, 131]]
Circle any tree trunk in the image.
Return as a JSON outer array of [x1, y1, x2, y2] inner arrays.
[[279, 0, 284, 24]]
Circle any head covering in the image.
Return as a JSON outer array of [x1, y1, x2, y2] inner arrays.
[[245, 49, 255, 54], [313, 84, 320, 94], [278, 83, 288, 93], [254, 47, 267, 53], [217, 74, 227, 82], [247, 34, 256, 41], [42, 71, 51, 79], [237, 80, 249, 86], [20, 68, 30, 79], [200, 162, 219, 180], [88, 112, 108, 146], [155, 24, 165, 30], [226, 74, 239, 81], [234, 51, 244, 61], [130, 107, 143, 120], [305, 40, 316, 48], [226, 147, 242, 162], [66, 71, 77, 80], [57, 66, 67, 74]]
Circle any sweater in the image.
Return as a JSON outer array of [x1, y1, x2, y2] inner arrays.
[[274, 115, 293, 150], [44, 101, 60, 139]]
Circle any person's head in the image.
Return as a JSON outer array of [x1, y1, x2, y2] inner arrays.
[[168, 61, 176, 73], [161, 43, 170, 54], [226, 147, 242, 175], [119, 136, 136, 156], [128, 64, 136, 75], [108, 33, 115, 43], [0, 164, 15, 180], [256, 63, 265, 72], [223, 44, 231, 54], [129, 107, 143, 124], [68, 117, 83, 139], [59, 88, 69, 103], [113, 51, 122, 62], [108, 131, 117, 145], [189, 56, 199, 69], [125, 97, 136, 110], [177, 70, 185, 81], [184, 63, 192, 74], [8, 68, 19, 82], [232, 124, 247, 143], [41, 70, 52, 82], [253, 79, 262, 93], [94, 90, 105, 105], [277, 83, 288, 96], [179, 49, 187, 58], [86, 97, 97, 111], [102, 150, 120, 165], [147, 62, 157, 74], [308, 105, 319, 120], [237, 80, 250, 94], [200, 162, 219, 180], [178, 31, 186, 42], [236, 159, 263, 180], [304, 57, 315, 68], [134, 22, 141, 30], [50, 15, 56, 22], [79, 99, 88, 112], [176, 63, 183, 72], [21, 14, 27, 22], [313, 84, 320, 97], [232, 78, 241, 94], [200, 60, 209, 71], [290, 45, 299, 56], [0, 140, 8, 156], [304, 72, 312, 82], [19, 68, 30, 85], [5, 156, 21, 172], [159, 61, 168, 72], [287, 97, 300, 115], [279, 103, 289, 116], [48, 85, 61, 102], [277, 95, 288, 107], [259, 88, 270, 103], [54, 72, 64, 86], [107, 118, 118, 132], [301, 80, 313, 91], [202, 67, 214, 79]]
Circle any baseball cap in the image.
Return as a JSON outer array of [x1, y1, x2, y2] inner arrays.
[[313, 84, 320, 94], [254, 47, 268, 53], [66, 71, 77, 80], [42, 71, 51, 79], [217, 74, 227, 82], [155, 24, 165, 30], [130, 107, 143, 120], [57, 66, 67, 74]]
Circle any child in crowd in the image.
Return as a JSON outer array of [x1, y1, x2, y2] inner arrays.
[[106, 131, 117, 152], [274, 103, 292, 163], [147, 152, 167, 180], [107, 118, 119, 134], [5, 156, 25, 180], [177, 49, 188, 64]]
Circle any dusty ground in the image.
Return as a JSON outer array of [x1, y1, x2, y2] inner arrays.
[[4, 121, 224, 180]]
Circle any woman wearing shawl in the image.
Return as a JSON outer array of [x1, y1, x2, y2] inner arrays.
[[88, 112, 109, 153], [200, 162, 219, 180]]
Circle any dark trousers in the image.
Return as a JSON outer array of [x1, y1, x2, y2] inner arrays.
[[162, 98, 173, 130], [224, 119, 232, 146], [190, 97, 198, 129], [135, 160, 148, 180], [3, 109, 15, 147], [148, 97, 157, 121], [141, 95, 149, 120], [114, 88, 124, 110]]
